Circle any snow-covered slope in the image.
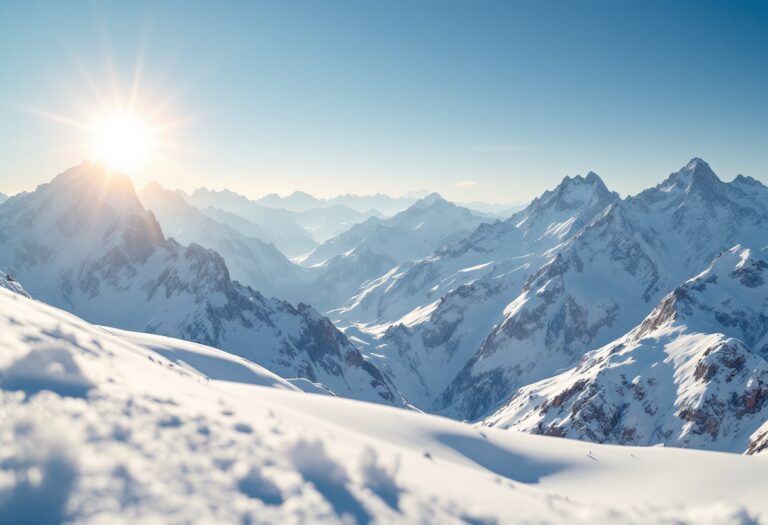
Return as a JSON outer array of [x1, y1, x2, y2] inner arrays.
[[2, 286, 768, 524], [485, 246, 768, 453], [0, 192, 8, 205], [435, 159, 768, 421], [331, 173, 619, 409], [0, 163, 399, 405], [300, 194, 489, 312], [105, 327, 302, 391], [335, 172, 618, 327], [138, 181, 307, 302], [188, 188, 317, 257]]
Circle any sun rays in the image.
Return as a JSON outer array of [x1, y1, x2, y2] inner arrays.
[[89, 110, 152, 172], [18, 36, 199, 179]]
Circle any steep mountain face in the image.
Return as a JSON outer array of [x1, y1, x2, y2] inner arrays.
[[622, 158, 768, 285], [329, 174, 620, 408], [485, 246, 768, 453], [0, 163, 401, 405], [188, 188, 317, 257], [299, 194, 489, 312], [435, 204, 662, 419], [436, 159, 768, 421], [138, 182, 307, 302], [0, 192, 8, 205], [335, 173, 619, 327]]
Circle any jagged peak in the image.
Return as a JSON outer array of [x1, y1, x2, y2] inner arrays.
[[42, 161, 144, 215], [630, 158, 725, 205], [522, 171, 615, 215], [191, 186, 247, 200], [411, 192, 448, 209], [557, 170, 606, 188], [732, 174, 766, 190], [667, 157, 721, 191]]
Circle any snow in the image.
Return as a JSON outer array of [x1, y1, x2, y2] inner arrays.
[[138, 182, 308, 303], [1, 286, 768, 524], [484, 246, 768, 453], [0, 163, 400, 406], [297, 195, 489, 312], [104, 328, 300, 392]]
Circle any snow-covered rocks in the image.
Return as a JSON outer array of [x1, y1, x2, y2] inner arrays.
[[0, 163, 399, 406], [484, 246, 768, 453], [0, 271, 29, 298]]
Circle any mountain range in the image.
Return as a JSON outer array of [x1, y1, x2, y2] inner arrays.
[[327, 158, 768, 455], [297, 193, 488, 311], [254, 189, 428, 216], [186, 188, 319, 257], [485, 245, 768, 453], [3, 157, 768, 458], [0, 163, 400, 406]]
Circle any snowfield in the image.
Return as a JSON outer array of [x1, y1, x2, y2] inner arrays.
[[2, 287, 768, 524]]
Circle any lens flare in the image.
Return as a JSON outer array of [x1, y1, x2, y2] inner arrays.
[[90, 111, 152, 173]]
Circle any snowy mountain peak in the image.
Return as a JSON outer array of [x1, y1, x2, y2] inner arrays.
[[45, 161, 146, 216], [733, 174, 760, 185], [655, 157, 722, 196], [412, 192, 447, 208], [0, 162, 165, 260], [678, 157, 719, 186], [539, 171, 614, 210]]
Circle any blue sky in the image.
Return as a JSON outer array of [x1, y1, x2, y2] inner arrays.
[[0, 0, 765, 203]]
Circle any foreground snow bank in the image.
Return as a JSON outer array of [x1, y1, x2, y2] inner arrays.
[[0, 287, 767, 524]]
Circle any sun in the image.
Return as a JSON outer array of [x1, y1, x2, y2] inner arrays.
[[89, 111, 153, 173]]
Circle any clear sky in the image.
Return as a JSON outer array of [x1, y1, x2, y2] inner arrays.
[[0, 0, 765, 203]]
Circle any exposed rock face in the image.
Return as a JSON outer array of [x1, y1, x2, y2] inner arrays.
[[484, 246, 768, 453], [0, 163, 402, 406], [433, 159, 768, 422], [330, 171, 622, 410], [0, 271, 29, 298]]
